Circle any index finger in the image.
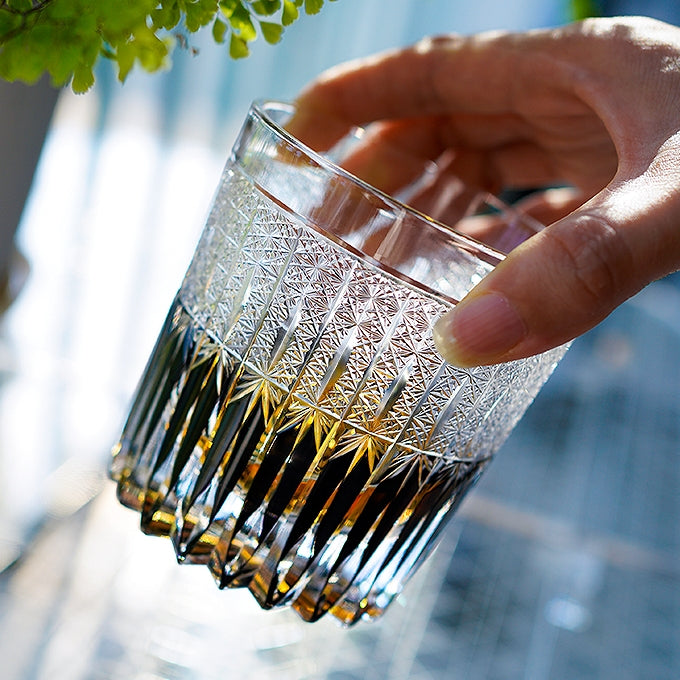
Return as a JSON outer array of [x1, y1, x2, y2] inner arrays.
[[286, 30, 550, 150]]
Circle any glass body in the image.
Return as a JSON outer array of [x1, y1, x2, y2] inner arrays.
[[110, 101, 566, 625]]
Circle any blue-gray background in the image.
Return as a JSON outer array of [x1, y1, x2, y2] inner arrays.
[[0, 1, 677, 678]]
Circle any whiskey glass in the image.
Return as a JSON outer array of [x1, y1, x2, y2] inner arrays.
[[110, 100, 566, 625]]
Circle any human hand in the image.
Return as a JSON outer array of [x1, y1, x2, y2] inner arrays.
[[288, 16, 680, 366]]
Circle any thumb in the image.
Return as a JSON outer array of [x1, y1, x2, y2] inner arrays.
[[432, 179, 680, 366]]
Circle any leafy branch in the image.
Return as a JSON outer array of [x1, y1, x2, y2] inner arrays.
[[0, 0, 598, 94], [0, 0, 337, 93]]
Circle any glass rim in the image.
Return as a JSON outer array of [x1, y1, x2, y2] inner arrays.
[[250, 98, 516, 267]]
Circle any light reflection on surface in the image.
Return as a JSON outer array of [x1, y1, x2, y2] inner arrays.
[[0, 2, 679, 672]]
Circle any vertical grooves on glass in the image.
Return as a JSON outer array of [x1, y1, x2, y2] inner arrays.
[[207, 256, 359, 586], [112, 302, 196, 512], [170, 226, 304, 562], [245, 295, 413, 612], [266, 334, 445, 620], [110, 100, 567, 626]]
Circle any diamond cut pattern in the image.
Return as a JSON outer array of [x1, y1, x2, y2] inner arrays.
[[115, 163, 566, 625]]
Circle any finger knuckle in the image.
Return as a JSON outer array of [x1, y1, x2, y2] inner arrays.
[[413, 34, 456, 53], [548, 215, 634, 308]]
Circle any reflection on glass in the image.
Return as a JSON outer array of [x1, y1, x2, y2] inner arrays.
[[111, 101, 566, 624]]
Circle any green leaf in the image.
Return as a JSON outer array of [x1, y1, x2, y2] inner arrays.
[[0, 10, 22, 39], [1, 24, 58, 83], [116, 42, 136, 82], [71, 63, 95, 93], [212, 16, 227, 42], [228, 2, 256, 41], [182, 0, 219, 32], [6, 0, 32, 11], [250, 0, 280, 16], [229, 32, 249, 58], [151, 1, 181, 30], [0, 0, 339, 90], [45, 43, 81, 86], [304, 0, 323, 14], [281, 0, 298, 25], [133, 26, 170, 72], [218, 0, 238, 18], [259, 20, 282, 44]]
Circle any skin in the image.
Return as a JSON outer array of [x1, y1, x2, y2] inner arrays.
[[287, 16, 680, 366]]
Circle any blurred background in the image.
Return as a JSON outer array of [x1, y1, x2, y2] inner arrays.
[[0, 0, 678, 678]]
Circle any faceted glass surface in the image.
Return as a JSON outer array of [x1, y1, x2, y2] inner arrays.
[[110, 101, 566, 625]]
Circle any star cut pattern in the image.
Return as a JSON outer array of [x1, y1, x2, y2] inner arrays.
[[112, 165, 567, 625]]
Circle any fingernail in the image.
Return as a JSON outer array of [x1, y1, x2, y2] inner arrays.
[[432, 293, 527, 366]]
